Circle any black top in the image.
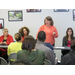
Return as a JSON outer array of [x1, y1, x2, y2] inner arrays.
[[3, 39, 7, 42], [62, 36, 75, 46], [61, 36, 75, 56], [2, 39, 7, 45]]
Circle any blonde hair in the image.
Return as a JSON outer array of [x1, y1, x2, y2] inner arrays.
[[2, 28, 8, 32], [14, 33, 21, 41], [44, 16, 54, 26]]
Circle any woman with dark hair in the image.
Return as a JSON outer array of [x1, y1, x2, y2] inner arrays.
[[17, 35, 45, 65], [19, 26, 30, 42], [62, 27, 75, 56], [36, 16, 58, 46], [61, 39, 75, 65]]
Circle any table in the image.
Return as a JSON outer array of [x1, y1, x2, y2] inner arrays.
[[0, 45, 72, 50], [54, 46, 71, 50], [0, 45, 8, 48], [54, 46, 71, 64]]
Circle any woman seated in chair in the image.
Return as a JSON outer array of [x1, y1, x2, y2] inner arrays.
[[7, 33, 22, 56], [17, 35, 46, 65], [19, 26, 30, 42], [0, 28, 14, 61], [61, 27, 75, 56]]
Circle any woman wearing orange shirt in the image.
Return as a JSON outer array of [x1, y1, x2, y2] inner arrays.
[[36, 16, 58, 46]]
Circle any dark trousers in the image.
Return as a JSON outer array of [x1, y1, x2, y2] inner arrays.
[[52, 44, 55, 46], [61, 50, 70, 56], [0, 48, 8, 62]]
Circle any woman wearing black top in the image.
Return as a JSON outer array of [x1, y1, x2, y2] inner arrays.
[[62, 27, 75, 56]]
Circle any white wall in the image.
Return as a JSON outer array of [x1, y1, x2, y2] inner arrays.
[[0, 9, 75, 60]]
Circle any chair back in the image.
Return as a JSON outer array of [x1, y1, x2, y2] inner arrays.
[[8, 53, 17, 64], [0, 57, 8, 65], [43, 59, 52, 65]]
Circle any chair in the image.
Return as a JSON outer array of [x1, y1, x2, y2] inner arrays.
[[0, 57, 8, 65], [43, 59, 52, 65], [8, 53, 17, 64]]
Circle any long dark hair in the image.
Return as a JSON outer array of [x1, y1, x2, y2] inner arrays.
[[22, 35, 36, 54], [19, 26, 30, 37], [65, 27, 74, 41]]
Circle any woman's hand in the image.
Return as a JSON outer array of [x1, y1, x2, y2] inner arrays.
[[0, 42, 3, 45], [2, 42, 7, 45], [53, 32, 56, 35]]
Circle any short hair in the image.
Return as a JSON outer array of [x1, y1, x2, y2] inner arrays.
[[2, 28, 8, 32], [14, 33, 22, 41], [22, 35, 36, 51], [44, 16, 54, 26], [37, 31, 46, 42], [19, 26, 30, 37], [71, 40, 75, 50], [11, 59, 31, 65]]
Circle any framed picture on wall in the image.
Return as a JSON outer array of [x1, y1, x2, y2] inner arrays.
[[8, 11, 23, 21], [0, 19, 4, 29], [54, 9, 69, 12], [73, 10, 75, 21], [27, 9, 41, 12]]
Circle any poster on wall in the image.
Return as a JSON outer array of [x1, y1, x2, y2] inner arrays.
[[0, 19, 4, 29], [54, 9, 69, 12], [27, 9, 41, 12], [73, 10, 75, 21], [8, 11, 23, 21]]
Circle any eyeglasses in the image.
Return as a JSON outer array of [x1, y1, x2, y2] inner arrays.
[[4, 31, 8, 33]]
